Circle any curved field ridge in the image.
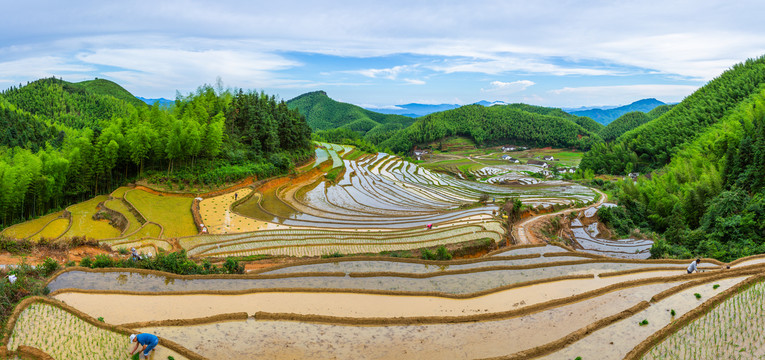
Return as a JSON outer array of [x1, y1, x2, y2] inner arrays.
[[48, 268, 765, 360], [3, 297, 196, 360], [37, 249, 765, 359], [634, 276, 765, 359], [124, 189, 196, 238]]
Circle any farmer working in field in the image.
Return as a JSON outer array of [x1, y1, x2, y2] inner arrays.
[[129, 333, 159, 359], [687, 258, 701, 274]]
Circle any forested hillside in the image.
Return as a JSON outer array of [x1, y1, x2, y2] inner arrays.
[[598, 112, 650, 142], [598, 105, 674, 142], [581, 55, 765, 175], [570, 98, 666, 125], [0, 78, 312, 228], [0, 96, 57, 151], [378, 103, 601, 153], [2, 78, 136, 129], [287, 90, 414, 134], [74, 78, 149, 108], [602, 87, 765, 261]]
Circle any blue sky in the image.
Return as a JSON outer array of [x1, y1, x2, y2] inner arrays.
[[2, 1, 765, 108]]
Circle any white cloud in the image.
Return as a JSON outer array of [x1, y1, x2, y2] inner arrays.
[[429, 58, 620, 76], [354, 65, 418, 80], [403, 78, 425, 85], [547, 84, 700, 107], [0, 56, 95, 81], [482, 80, 535, 94], [2, 1, 765, 104]]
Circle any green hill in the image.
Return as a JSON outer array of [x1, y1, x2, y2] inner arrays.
[[378, 103, 601, 153], [0, 80, 312, 229], [585, 55, 765, 262], [0, 95, 57, 151], [598, 111, 652, 142], [570, 98, 666, 125], [1, 77, 137, 128], [73, 78, 148, 108], [581, 55, 765, 175], [504, 103, 604, 133], [598, 105, 676, 142], [286, 91, 415, 135]]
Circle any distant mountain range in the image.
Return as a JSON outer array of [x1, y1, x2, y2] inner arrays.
[[365, 100, 508, 117], [566, 98, 667, 125], [137, 96, 174, 107]]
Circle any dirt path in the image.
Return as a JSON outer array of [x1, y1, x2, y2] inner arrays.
[[513, 187, 607, 244]]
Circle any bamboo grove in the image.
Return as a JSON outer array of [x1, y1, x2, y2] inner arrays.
[[0, 78, 312, 228], [588, 56, 765, 262]]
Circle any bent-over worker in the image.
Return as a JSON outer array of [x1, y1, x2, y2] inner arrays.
[[687, 258, 701, 274], [129, 333, 159, 359]]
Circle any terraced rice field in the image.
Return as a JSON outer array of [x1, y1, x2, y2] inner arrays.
[[29, 218, 70, 241], [0, 211, 64, 240], [124, 189, 197, 238], [7, 301, 187, 359], [44, 244, 765, 360], [5, 144, 763, 359], [642, 279, 765, 359], [103, 198, 142, 235], [61, 196, 121, 239]]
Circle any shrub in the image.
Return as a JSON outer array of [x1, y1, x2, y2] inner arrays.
[[639, 319, 649, 326], [223, 257, 243, 274], [92, 254, 116, 268], [421, 246, 452, 260], [321, 252, 344, 258], [38, 257, 60, 277], [79, 257, 93, 268], [694, 293, 702, 299]]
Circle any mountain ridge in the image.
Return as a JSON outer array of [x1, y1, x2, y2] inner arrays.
[[568, 98, 667, 125]]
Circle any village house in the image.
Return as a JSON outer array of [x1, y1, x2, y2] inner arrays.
[[501, 145, 516, 152], [413, 149, 428, 160], [501, 155, 520, 163], [543, 155, 555, 161], [527, 159, 550, 168]]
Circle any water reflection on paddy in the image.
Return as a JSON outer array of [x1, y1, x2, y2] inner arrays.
[[49, 261, 691, 295]]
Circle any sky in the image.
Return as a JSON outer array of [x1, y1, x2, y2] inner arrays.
[[2, 1, 765, 109]]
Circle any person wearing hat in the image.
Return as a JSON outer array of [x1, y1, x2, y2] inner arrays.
[[129, 333, 159, 359]]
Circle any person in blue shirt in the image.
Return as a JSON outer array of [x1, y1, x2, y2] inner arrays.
[[129, 333, 159, 359]]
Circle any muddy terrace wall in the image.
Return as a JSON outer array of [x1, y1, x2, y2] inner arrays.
[[46, 263, 765, 325], [624, 274, 765, 360], [2, 296, 204, 360]]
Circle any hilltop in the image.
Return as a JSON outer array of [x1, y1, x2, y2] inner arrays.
[[378, 103, 602, 153], [287, 91, 415, 134], [581, 54, 765, 262], [597, 105, 672, 142], [365, 100, 509, 117], [569, 98, 667, 125], [74, 78, 148, 108]]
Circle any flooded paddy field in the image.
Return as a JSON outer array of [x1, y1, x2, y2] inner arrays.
[[7, 145, 762, 359]]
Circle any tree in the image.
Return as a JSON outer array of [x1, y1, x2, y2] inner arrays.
[[126, 122, 155, 176]]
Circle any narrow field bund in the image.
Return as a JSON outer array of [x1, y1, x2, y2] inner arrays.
[[3, 297, 197, 360], [118, 272, 761, 360], [46, 258, 746, 300], [40, 266, 765, 360], [124, 189, 197, 238], [61, 195, 121, 239], [632, 275, 765, 359]]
